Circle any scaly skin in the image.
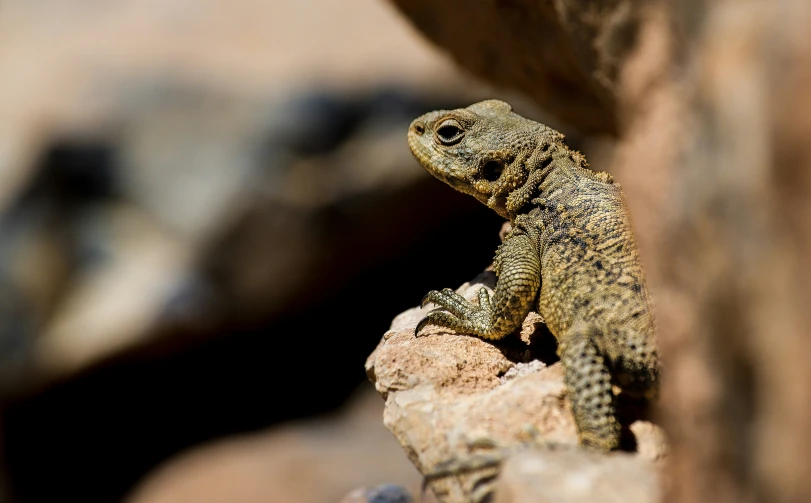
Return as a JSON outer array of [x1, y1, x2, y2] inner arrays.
[[409, 100, 658, 452]]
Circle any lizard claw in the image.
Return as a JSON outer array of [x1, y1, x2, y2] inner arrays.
[[415, 316, 432, 337]]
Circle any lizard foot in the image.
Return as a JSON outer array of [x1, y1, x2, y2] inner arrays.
[[415, 287, 496, 338]]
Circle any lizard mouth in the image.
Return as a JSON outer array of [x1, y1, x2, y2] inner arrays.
[[436, 170, 488, 204], [408, 126, 488, 204]]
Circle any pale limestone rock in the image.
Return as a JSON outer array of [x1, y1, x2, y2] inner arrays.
[[494, 450, 660, 503]]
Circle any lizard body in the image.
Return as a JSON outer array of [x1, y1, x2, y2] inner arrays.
[[408, 100, 658, 452]]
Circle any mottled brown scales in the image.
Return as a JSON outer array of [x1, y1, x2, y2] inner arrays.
[[409, 100, 659, 452]]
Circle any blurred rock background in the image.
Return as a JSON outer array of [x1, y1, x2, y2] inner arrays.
[[3, 1, 811, 503], [0, 1, 518, 501]]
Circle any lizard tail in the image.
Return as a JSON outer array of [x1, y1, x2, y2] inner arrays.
[[559, 323, 621, 452]]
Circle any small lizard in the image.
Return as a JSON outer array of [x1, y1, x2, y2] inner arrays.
[[409, 100, 658, 452]]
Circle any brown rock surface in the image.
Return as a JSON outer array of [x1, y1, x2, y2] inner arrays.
[[366, 272, 666, 503], [388, 0, 645, 134], [609, 2, 811, 501], [127, 388, 425, 503]]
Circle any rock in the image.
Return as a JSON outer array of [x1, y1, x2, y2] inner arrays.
[[127, 389, 424, 503], [340, 484, 418, 503], [612, 2, 811, 500], [387, 0, 645, 134], [366, 273, 667, 503], [494, 450, 660, 503]]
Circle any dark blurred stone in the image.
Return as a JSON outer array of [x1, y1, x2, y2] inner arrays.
[[35, 140, 119, 202], [0, 137, 119, 391], [269, 93, 366, 156], [340, 484, 415, 503], [0, 279, 36, 387]]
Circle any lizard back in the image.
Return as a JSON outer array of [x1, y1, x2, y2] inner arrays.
[[532, 167, 656, 387]]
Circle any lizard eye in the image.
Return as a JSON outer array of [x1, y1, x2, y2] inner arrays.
[[481, 160, 503, 181], [435, 119, 464, 145]]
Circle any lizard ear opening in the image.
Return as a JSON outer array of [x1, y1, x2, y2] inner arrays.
[[481, 160, 504, 181]]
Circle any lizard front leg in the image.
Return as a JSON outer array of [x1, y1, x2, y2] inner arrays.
[[416, 232, 541, 340]]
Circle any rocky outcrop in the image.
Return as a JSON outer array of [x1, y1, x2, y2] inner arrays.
[[388, 0, 644, 135], [366, 271, 666, 503]]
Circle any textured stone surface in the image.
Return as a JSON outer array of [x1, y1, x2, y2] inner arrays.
[[388, 0, 644, 134], [494, 450, 659, 503], [366, 272, 667, 503]]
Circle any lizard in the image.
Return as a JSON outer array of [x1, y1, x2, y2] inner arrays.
[[408, 99, 659, 452]]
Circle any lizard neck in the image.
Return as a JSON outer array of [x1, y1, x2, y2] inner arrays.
[[537, 144, 590, 195], [504, 141, 590, 221]]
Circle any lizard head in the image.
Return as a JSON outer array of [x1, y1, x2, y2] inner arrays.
[[408, 99, 558, 219]]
